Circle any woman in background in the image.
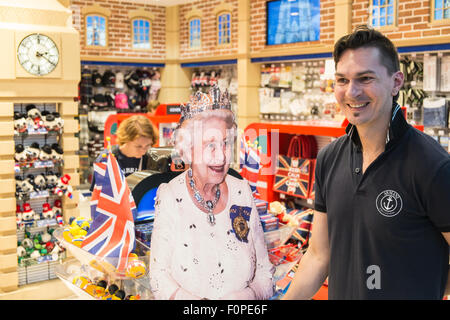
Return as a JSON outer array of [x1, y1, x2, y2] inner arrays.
[[90, 115, 155, 190]]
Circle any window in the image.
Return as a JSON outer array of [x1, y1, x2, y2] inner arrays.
[[433, 0, 450, 20], [371, 0, 396, 28], [217, 13, 231, 45], [132, 18, 151, 49], [189, 18, 201, 49], [86, 14, 107, 46]]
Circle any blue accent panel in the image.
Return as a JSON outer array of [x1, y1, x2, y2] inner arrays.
[[397, 43, 450, 53], [251, 52, 332, 63], [181, 59, 238, 68], [81, 60, 165, 68]]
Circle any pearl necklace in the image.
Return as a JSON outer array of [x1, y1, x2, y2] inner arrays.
[[187, 168, 221, 226]]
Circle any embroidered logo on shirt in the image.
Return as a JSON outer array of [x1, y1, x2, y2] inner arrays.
[[375, 190, 403, 217], [229, 205, 251, 243]]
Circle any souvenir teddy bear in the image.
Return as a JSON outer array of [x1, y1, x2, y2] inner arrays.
[[14, 112, 28, 134], [15, 144, 28, 163], [53, 174, 73, 199]]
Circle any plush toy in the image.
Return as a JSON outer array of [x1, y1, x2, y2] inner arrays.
[[42, 203, 55, 219], [14, 112, 28, 134], [17, 245, 26, 258], [51, 143, 64, 162], [26, 174, 39, 193], [21, 237, 34, 250], [15, 144, 28, 163], [17, 176, 34, 195], [268, 201, 297, 226], [21, 203, 35, 225], [54, 174, 73, 199], [52, 112, 64, 130], [30, 250, 41, 259], [16, 204, 23, 228], [26, 104, 43, 130], [41, 111, 57, 131], [41, 230, 52, 243], [33, 173, 47, 191], [53, 199, 62, 216], [45, 171, 59, 190], [25, 142, 40, 162], [39, 144, 53, 161]]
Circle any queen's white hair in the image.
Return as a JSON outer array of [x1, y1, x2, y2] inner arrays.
[[173, 109, 237, 164]]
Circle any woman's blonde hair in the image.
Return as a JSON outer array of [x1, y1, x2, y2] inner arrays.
[[116, 115, 156, 146]]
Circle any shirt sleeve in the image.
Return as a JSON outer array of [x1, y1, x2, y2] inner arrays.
[[426, 160, 450, 232], [313, 149, 327, 213], [246, 183, 275, 300], [149, 183, 199, 299]]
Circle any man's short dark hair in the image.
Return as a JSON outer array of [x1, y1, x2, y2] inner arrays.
[[333, 25, 400, 75]]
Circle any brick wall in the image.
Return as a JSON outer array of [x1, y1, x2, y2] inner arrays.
[[71, 0, 166, 60], [250, 0, 335, 54], [178, 0, 238, 60], [352, 0, 450, 41]]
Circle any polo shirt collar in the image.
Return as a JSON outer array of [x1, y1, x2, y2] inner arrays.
[[345, 103, 410, 148]]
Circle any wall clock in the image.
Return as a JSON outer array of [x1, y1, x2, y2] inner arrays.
[[17, 33, 60, 76]]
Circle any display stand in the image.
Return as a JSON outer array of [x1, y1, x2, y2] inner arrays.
[[53, 228, 154, 300]]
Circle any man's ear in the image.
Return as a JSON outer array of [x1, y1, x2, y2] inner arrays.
[[392, 71, 404, 96]]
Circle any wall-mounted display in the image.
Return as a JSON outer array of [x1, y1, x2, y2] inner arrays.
[[266, 0, 320, 45]]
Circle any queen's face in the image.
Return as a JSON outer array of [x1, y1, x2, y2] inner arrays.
[[190, 116, 233, 186]]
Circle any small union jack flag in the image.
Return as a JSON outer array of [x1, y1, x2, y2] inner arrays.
[[287, 208, 314, 251], [239, 135, 261, 197], [81, 151, 136, 272]]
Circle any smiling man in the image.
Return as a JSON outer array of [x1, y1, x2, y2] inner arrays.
[[283, 25, 450, 300]]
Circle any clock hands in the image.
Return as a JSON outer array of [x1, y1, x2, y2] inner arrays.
[[35, 51, 56, 66]]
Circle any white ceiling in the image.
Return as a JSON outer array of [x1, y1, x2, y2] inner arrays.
[[129, 0, 196, 6]]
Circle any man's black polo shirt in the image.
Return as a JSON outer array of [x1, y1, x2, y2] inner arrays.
[[314, 105, 450, 299]]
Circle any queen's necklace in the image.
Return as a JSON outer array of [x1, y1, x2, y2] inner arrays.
[[187, 168, 221, 226]]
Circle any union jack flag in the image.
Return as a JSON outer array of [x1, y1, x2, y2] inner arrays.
[[81, 151, 136, 272], [273, 155, 312, 199], [239, 135, 261, 196], [286, 208, 314, 251]]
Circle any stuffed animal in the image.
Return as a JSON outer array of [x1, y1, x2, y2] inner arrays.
[[25, 142, 40, 162], [22, 203, 36, 225], [26, 104, 43, 130], [41, 231, 52, 243], [268, 201, 297, 226], [26, 174, 39, 193], [14, 112, 28, 134], [17, 176, 34, 195], [42, 202, 55, 219], [41, 111, 57, 131], [16, 204, 23, 227], [53, 174, 73, 199], [45, 171, 59, 190], [33, 173, 47, 191], [15, 178, 24, 200], [52, 112, 64, 131], [39, 144, 53, 161], [51, 143, 63, 162], [15, 144, 28, 163], [17, 245, 27, 258], [53, 199, 61, 211]]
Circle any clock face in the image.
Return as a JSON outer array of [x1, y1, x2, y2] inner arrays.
[[17, 33, 60, 76]]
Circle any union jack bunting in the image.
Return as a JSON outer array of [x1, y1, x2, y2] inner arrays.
[[287, 208, 314, 251], [81, 151, 136, 272], [239, 135, 261, 196], [273, 155, 312, 199]]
